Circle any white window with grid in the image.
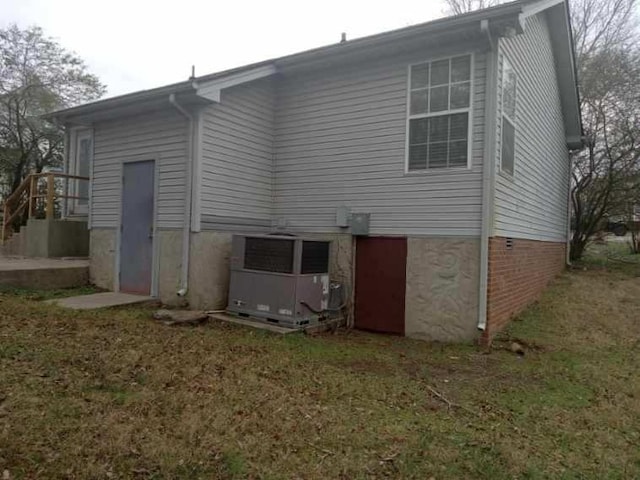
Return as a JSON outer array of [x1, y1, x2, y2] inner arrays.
[[406, 54, 473, 171], [500, 58, 517, 176]]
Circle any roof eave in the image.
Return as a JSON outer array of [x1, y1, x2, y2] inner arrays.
[[50, 0, 565, 125], [45, 81, 198, 124], [545, 1, 583, 148]]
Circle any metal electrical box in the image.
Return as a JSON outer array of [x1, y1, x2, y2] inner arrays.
[[227, 234, 331, 327], [351, 213, 371, 236]]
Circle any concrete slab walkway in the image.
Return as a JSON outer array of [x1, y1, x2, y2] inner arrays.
[[48, 292, 154, 310]]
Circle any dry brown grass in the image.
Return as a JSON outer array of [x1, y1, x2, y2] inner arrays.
[[1, 261, 640, 479]]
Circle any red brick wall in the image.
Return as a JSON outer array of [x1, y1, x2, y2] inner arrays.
[[485, 237, 566, 342]]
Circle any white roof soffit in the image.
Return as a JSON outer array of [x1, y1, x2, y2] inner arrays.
[[540, 0, 583, 146], [514, 0, 582, 147], [521, 0, 565, 20], [195, 64, 277, 102]]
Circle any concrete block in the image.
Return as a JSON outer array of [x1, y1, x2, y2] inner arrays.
[[26, 219, 89, 258], [47, 219, 89, 257]]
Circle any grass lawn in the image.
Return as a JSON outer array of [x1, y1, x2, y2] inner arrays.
[[1, 256, 640, 479]]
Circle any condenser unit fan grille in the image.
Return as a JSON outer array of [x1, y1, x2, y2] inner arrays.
[[301, 241, 330, 274], [244, 237, 294, 273]]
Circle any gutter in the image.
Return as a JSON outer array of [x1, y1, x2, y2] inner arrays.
[[477, 20, 500, 333], [45, 81, 195, 122], [169, 93, 195, 298]]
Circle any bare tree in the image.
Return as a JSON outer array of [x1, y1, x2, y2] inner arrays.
[[569, 0, 639, 260], [572, 0, 638, 59], [442, 0, 502, 15], [0, 25, 106, 199], [442, 0, 640, 260], [622, 180, 640, 253]]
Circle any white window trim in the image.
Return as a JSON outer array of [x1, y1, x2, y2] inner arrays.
[[68, 127, 93, 217], [404, 52, 475, 175], [499, 56, 517, 178]]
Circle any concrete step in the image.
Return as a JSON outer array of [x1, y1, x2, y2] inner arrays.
[[1, 231, 21, 256], [0, 257, 89, 290], [1, 218, 89, 258]]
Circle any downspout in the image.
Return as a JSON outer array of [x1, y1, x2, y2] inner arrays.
[[169, 93, 195, 297], [477, 20, 499, 332]]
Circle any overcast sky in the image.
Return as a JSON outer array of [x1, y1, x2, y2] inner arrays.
[[2, 0, 445, 98]]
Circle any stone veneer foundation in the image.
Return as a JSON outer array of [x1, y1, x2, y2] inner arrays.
[[89, 228, 116, 291], [89, 230, 564, 344], [404, 237, 481, 342]]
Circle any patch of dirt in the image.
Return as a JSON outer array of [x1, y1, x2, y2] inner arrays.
[[336, 358, 398, 376], [492, 335, 547, 353]]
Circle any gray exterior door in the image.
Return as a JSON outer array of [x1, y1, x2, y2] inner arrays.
[[120, 160, 155, 295]]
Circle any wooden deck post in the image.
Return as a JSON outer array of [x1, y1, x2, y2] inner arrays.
[[1, 204, 8, 242], [46, 173, 55, 219], [28, 175, 36, 219]]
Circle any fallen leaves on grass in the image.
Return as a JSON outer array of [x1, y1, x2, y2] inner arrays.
[[0, 264, 639, 478]]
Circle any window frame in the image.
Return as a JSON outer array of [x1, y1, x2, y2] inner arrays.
[[68, 127, 93, 216], [404, 52, 475, 174], [499, 56, 517, 177]]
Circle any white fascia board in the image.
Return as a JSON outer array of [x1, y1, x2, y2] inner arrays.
[[195, 64, 277, 102], [521, 0, 565, 19], [567, 135, 584, 150], [518, 13, 527, 32], [197, 88, 220, 102]]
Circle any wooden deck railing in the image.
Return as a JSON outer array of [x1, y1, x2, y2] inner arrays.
[[1, 172, 89, 242]]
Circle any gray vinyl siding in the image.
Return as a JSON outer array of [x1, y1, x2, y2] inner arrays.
[[273, 47, 487, 236], [493, 14, 569, 242], [199, 78, 275, 228], [91, 110, 188, 229]]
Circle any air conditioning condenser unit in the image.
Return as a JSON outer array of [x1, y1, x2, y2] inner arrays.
[[227, 234, 331, 327]]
